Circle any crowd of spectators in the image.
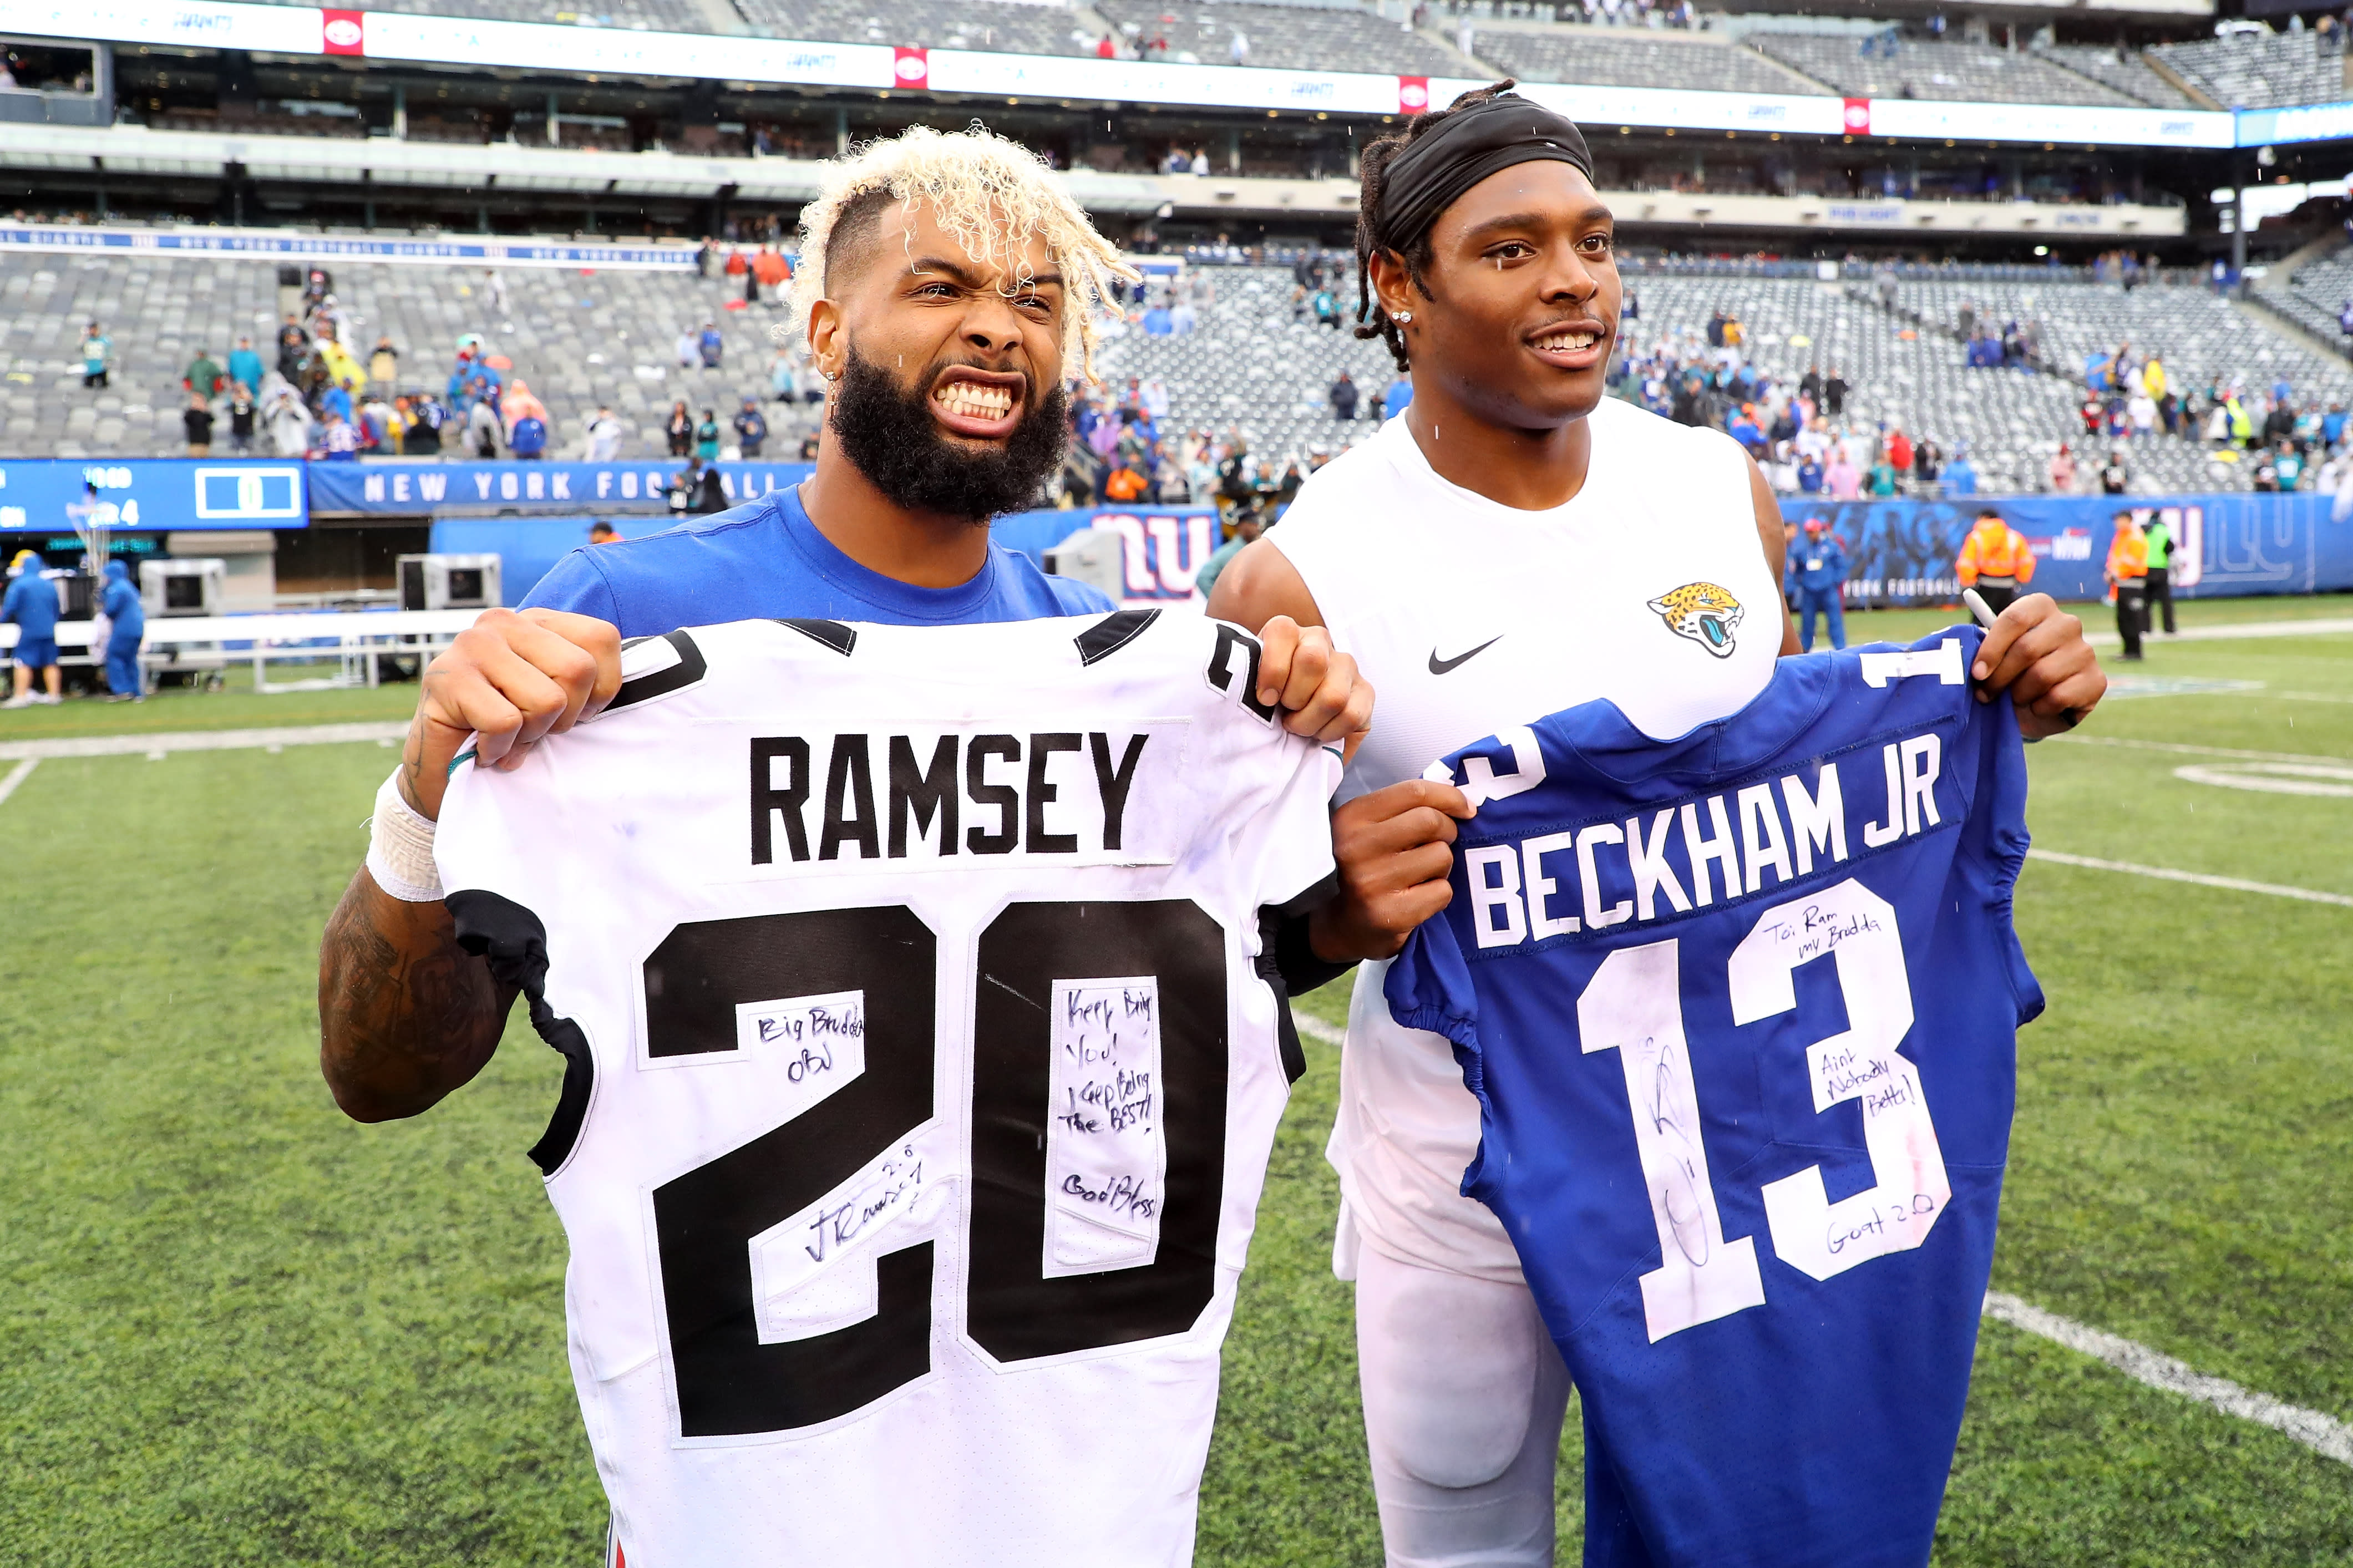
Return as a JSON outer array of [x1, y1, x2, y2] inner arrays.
[[1414, 0, 1700, 31], [85, 264, 569, 464], [2062, 334, 2351, 496], [1610, 303, 1977, 499]]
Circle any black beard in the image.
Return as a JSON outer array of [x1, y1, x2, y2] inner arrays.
[[828, 348, 1069, 521]]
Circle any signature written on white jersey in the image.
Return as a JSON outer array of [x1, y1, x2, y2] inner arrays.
[[747, 723, 1193, 869], [1441, 721, 1965, 951]]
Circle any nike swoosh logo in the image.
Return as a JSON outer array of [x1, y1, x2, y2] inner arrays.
[[1428, 637, 1502, 675]]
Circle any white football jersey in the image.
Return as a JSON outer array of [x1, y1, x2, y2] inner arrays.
[[1269, 402, 1781, 1283], [432, 611, 1339, 1568]]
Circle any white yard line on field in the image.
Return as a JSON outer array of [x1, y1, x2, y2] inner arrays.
[[1984, 1293, 2353, 1467], [0, 722, 407, 762], [2085, 617, 2353, 648], [2047, 734, 2347, 765], [1293, 1013, 1345, 1048], [0, 756, 37, 806], [2028, 849, 2353, 907]]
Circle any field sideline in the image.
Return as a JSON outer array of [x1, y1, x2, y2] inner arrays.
[[1, 596, 2346, 1564]]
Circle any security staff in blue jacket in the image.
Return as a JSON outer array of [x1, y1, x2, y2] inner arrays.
[[2, 548, 63, 707], [1789, 515, 1850, 651], [99, 558, 145, 701]]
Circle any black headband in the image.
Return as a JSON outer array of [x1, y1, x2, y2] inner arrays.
[[1373, 93, 1596, 255]]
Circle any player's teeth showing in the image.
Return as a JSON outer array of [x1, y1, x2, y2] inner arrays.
[[939, 384, 1011, 418]]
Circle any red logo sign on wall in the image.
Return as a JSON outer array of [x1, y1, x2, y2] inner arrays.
[[322, 9, 366, 53], [893, 47, 929, 89], [1842, 97, 1870, 135], [1398, 75, 1429, 115]]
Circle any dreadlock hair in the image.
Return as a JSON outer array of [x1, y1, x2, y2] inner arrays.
[[1353, 80, 1519, 373], [785, 123, 1139, 382]]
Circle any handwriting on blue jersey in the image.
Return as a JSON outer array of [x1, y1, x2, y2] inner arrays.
[[1386, 626, 2042, 1568]]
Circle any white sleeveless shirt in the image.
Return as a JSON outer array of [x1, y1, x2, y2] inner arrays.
[[1271, 398, 1782, 1282]]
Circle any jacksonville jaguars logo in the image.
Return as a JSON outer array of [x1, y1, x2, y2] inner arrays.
[[1647, 582, 1745, 658]]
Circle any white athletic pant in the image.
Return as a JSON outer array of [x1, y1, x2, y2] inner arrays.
[[1355, 1246, 1573, 1568]]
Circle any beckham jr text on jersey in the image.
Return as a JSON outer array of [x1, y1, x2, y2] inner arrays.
[[1386, 627, 2042, 1568], [430, 612, 1340, 1568]]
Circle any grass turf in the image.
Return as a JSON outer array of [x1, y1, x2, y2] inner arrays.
[[1, 602, 2348, 1564]]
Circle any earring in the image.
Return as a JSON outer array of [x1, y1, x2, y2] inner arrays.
[[1395, 311, 1413, 324]]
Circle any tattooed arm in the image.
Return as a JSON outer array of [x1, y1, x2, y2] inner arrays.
[[319, 608, 621, 1122]]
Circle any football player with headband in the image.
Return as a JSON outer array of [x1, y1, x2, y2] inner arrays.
[[1208, 82, 2109, 1567], [317, 126, 1372, 1560]]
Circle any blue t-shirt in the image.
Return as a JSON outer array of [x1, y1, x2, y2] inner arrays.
[[521, 486, 1114, 636], [2, 567, 59, 641], [1386, 627, 2038, 1568]]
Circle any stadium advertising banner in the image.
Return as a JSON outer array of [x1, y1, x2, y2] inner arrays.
[[1778, 494, 2353, 605], [992, 506, 1220, 607], [305, 460, 814, 514], [2237, 101, 2353, 148], [1863, 98, 2231, 150], [0, 2, 2240, 149], [0, 459, 307, 532], [0, 223, 695, 272], [1505, 81, 1845, 138]]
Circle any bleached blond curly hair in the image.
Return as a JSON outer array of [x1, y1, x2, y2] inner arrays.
[[785, 125, 1138, 383]]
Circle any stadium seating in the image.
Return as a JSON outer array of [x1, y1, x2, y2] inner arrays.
[[733, 0, 1092, 52], [1091, 0, 1459, 74], [8, 240, 2342, 495], [1893, 275, 2353, 489], [233, 0, 719, 32], [1098, 265, 2075, 494], [1628, 272, 2071, 495], [0, 251, 794, 459], [1466, 27, 1824, 95], [2275, 244, 2353, 354], [1092, 267, 1403, 474], [2147, 31, 2347, 110], [2031, 43, 2202, 109], [1744, 32, 2141, 106]]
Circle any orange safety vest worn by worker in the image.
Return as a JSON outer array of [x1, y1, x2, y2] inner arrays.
[[2107, 524, 2148, 581], [1955, 519, 2036, 587]]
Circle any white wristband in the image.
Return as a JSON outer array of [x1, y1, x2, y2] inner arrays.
[[367, 767, 444, 902]]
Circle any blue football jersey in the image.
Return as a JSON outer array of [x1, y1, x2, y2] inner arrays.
[[1385, 626, 2042, 1568]]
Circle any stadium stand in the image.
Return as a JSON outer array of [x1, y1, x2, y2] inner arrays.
[[1091, 0, 1459, 74], [1895, 275, 2353, 489], [2274, 244, 2353, 354], [2147, 30, 2348, 109], [1091, 266, 1403, 473], [1098, 263, 2072, 495], [2031, 42, 2203, 110], [1630, 273, 2068, 495], [733, 0, 1092, 52], [0, 251, 791, 458], [8, 241, 2333, 496], [231, 0, 721, 32], [1465, 26, 1827, 95], [1744, 31, 2142, 107]]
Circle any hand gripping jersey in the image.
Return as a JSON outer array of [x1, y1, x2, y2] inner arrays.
[[433, 611, 1338, 1568], [1385, 628, 2042, 1568]]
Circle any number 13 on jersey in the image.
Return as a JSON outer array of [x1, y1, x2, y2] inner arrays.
[[1575, 876, 1949, 1343]]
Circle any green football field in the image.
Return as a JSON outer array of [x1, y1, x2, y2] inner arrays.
[[2, 596, 2347, 1565]]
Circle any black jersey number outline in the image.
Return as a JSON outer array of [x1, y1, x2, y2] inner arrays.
[[646, 898, 1227, 1438]]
